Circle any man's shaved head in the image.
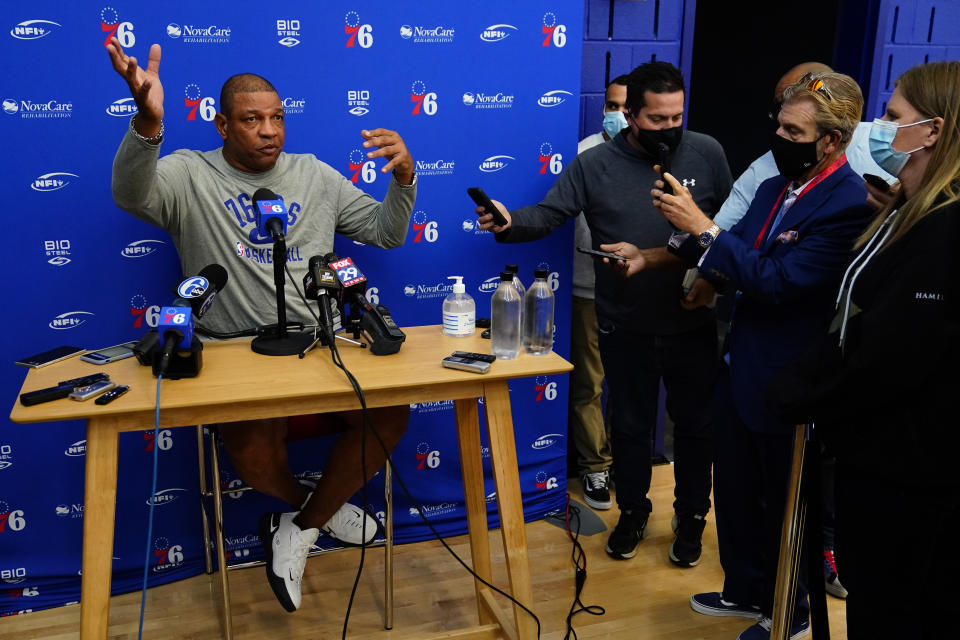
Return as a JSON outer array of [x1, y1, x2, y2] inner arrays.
[[775, 62, 834, 101], [219, 73, 278, 117]]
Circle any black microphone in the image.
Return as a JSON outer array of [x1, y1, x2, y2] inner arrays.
[[172, 264, 229, 319], [322, 251, 367, 308], [303, 255, 340, 345], [251, 188, 287, 241], [323, 252, 404, 354]]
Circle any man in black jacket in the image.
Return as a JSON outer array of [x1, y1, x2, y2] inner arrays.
[[477, 62, 732, 566]]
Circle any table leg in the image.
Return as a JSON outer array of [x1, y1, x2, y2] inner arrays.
[[454, 398, 494, 625], [80, 418, 121, 640], [482, 381, 536, 640]]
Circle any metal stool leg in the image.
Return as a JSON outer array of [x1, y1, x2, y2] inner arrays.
[[771, 424, 808, 639], [384, 462, 394, 630], [209, 427, 233, 640], [197, 426, 214, 575]]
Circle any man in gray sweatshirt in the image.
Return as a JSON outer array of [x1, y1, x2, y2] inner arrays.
[[478, 62, 731, 568], [107, 38, 416, 613]]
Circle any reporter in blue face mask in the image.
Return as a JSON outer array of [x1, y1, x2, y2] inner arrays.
[[770, 60, 960, 639]]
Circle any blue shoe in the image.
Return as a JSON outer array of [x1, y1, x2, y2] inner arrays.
[[690, 592, 761, 619], [737, 616, 810, 640]]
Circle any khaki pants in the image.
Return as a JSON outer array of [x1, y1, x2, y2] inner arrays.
[[567, 295, 611, 473]]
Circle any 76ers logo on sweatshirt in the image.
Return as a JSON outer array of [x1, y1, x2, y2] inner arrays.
[[223, 192, 300, 245]]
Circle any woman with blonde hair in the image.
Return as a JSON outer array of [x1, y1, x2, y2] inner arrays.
[[773, 60, 960, 638]]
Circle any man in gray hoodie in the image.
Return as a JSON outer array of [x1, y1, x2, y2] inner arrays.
[[107, 38, 416, 613]]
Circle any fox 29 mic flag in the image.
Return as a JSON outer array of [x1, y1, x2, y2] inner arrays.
[[0, 0, 580, 615]]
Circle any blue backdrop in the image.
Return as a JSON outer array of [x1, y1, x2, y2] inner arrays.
[[0, 1, 581, 616]]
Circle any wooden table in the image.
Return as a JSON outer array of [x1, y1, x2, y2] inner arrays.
[[10, 325, 571, 640]]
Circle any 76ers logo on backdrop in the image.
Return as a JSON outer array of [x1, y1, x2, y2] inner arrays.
[[534, 376, 558, 402], [143, 429, 173, 453], [345, 11, 373, 48], [538, 142, 563, 175], [100, 7, 134, 47], [410, 80, 438, 116], [411, 210, 438, 243], [415, 442, 440, 470], [0, 500, 26, 533], [152, 536, 184, 572], [184, 83, 215, 121], [541, 12, 567, 47], [130, 294, 160, 329], [348, 149, 376, 184], [535, 471, 559, 491]]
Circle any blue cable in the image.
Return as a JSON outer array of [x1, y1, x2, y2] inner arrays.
[[138, 373, 162, 639]]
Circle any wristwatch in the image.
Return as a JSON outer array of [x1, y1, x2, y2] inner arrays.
[[697, 223, 721, 248]]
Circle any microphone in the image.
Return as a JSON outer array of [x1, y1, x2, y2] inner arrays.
[[171, 264, 229, 320], [657, 142, 673, 196], [252, 188, 287, 241], [303, 255, 340, 344], [323, 252, 404, 354]]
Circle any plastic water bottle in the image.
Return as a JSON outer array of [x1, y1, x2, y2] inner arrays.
[[522, 268, 554, 355], [505, 263, 526, 298], [442, 276, 475, 337], [491, 271, 521, 359]]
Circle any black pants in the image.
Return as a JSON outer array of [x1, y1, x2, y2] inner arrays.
[[713, 367, 809, 624], [597, 320, 717, 518], [837, 464, 960, 639]]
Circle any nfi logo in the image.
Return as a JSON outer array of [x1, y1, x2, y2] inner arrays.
[[146, 488, 187, 507], [344, 11, 373, 48], [184, 84, 215, 121], [541, 12, 567, 47], [49, 311, 93, 330], [478, 276, 501, 294], [537, 90, 572, 108], [10, 19, 60, 40], [479, 155, 514, 173], [64, 440, 86, 457], [480, 24, 517, 42], [99, 7, 134, 47], [31, 172, 77, 192], [532, 433, 563, 450], [122, 239, 165, 258], [538, 142, 563, 175], [105, 97, 137, 117]]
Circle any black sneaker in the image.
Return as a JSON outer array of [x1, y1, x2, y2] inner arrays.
[[669, 513, 707, 567], [605, 509, 648, 559], [581, 470, 612, 510], [823, 549, 848, 598]]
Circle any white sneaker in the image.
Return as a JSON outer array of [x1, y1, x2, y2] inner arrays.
[[322, 502, 379, 546], [258, 512, 319, 612]]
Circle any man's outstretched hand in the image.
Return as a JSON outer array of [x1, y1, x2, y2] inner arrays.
[[105, 37, 164, 136], [362, 128, 414, 185]]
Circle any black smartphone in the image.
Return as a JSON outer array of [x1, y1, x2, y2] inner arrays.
[[15, 345, 85, 368], [467, 187, 509, 227], [656, 143, 673, 196], [863, 173, 891, 192], [576, 246, 626, 262]]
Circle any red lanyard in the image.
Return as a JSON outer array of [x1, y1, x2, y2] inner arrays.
[[752, 155, 848, 249]]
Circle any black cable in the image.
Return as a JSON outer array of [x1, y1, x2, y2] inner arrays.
[[561, 494, 605, 640], [286, 263, 542, 638]]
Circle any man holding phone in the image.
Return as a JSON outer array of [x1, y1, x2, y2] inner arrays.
[[477, 62, 732, 567]]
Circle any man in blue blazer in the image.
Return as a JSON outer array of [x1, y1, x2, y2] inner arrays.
[[603, 72, 874, 640]]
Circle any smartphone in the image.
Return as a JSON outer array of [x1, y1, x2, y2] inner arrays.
[[863, 173, 891, 192], [656, 143, 673, 196], [467, 187, 509, 227], [576, 246, 626, 262], [442, 356, 491, 374], [15, 345, 85, 368], [69, 380, 116, 401], [80, 341, 137, 365]]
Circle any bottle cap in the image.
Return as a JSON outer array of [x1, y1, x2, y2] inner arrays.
[[500, 271, 514, 281], [533, 268, 549, 279], [447, 276, 465, 293]]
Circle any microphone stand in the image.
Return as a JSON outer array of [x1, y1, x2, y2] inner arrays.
[[251, 235, 316, 356]]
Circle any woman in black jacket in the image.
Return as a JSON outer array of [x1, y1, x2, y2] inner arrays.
[[774, 60, 959, 638]]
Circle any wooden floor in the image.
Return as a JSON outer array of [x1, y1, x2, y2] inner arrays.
[[2, 463, 847, 639]]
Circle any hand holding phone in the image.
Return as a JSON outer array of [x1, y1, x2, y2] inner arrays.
[[467, 187, 509, 227], [863, 173, 890, 193], [576, 246, 626, 262]]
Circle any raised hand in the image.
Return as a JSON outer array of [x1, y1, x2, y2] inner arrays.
[[361, 128, 414, 184], [105, 37, 163, 136]]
